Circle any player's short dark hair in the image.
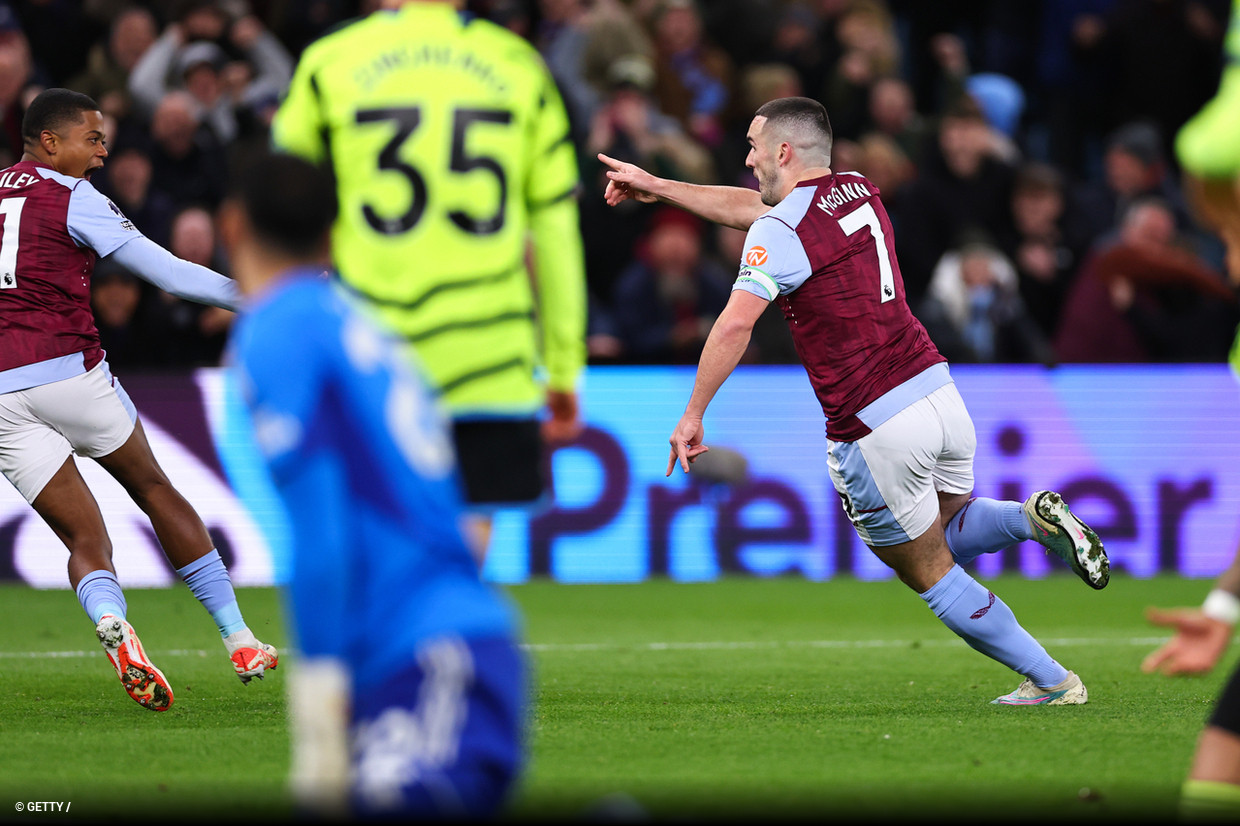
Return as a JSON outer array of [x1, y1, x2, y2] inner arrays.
[[228, 148, 338, 258], [754, 96, 833, 162], [21, 88, 101, 145]]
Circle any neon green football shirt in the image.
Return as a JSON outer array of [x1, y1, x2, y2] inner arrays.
[[271, 2, 585, 416]]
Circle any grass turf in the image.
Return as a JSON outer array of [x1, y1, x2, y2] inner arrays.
[[0, 574, 1233, 822]]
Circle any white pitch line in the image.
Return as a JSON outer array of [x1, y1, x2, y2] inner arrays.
[[1, 635, 1225, 660], [522, 636, 1181, 653], [0, 648, 216, 659]]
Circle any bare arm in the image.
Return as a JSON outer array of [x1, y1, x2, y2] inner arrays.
[[598, 153, 769, 231], [1142, 541, 1240, 675], [667, 290, 769, 476]]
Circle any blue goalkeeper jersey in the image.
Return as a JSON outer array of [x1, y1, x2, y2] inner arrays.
[[228, 269, 518, 689]]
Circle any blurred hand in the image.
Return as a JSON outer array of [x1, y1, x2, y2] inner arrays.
[[199, 306, 235, 337], [1107, 276, 1134, 311], [587, 332, 623, 360], [610, 92, 650, 137], [1016, 242, 1057, 282], [1141, 607, 1233, 675], [542, 389, 582, 444]]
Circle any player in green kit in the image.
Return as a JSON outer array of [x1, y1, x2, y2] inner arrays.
[[270, 0, 587, 561]]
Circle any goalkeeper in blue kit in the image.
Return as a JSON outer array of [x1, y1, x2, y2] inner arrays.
[[218, 149, 527, 819]]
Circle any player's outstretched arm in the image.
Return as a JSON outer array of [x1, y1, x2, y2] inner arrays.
[[598, 153, 769, 232], [108, 236, 242, 311], [667, 291, 769, 476], [1143, 541, 1240, 675]]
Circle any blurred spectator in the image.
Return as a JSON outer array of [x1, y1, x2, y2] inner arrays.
[[262, 0, 376, 56], [581, 53, 714, 302], [91, 259, 160, 370], [1026, 0, 1117, 179], [128, 0, 293, 144], [828, 136, 862, 174], [535, 0, 602, 139], [864, 75, 930, 167], [894, 95, 1018, 306], [537, 0, 657, 145], [693, 0, 782, 68], [1079, 0, 1226, 150], [895, 1, 1033, 112], [719, 62, 802, 186], [649, 0, 733, 149], [0, 8, 32, 168], [576, 0, 657, 93], [1055, 197, 1239, 362], [9, 0, 97, 86], [609, 206, 731, 363], [586, 55, 714, 180], [996, 162, 1090, 339], [586, 292, 624, 364], [762, 4, 834, 105], [485, 0, 534, 37], [736, 62, 803, 115], [964, 72, 1025, 163], [93, 143, 177, 248], [852, 132, 915, 219], [147, 204, 234, 366], [147, 89, 228, 209], [1, 0, 1235, 369], [822, 0, 902, 141], [918, 236, 1056, 365], [64, 5, 156, 123], [1073, 120, 1196, 248], [967, 73, 1025, 138]]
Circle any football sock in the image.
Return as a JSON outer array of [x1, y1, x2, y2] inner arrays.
[[76, 569, 127, 624], [176, 550, 247, 638], [944, 497, 1032, 565], [920, 564, 1068, 688]]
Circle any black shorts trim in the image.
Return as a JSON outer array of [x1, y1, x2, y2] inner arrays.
[[452, 418, 545, 506]]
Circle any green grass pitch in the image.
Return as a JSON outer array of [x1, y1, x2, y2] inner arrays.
[[0, 574, 1233, 822]]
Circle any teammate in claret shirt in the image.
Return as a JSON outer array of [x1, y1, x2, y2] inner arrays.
[[0, 88, 277, 712], [601, 96, 1110, 706]]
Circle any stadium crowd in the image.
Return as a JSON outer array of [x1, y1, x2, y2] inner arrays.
[[2, 0, 1237, 370]]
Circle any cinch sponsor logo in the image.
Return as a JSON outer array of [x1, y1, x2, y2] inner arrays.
[[744, 246, 767, 266]]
